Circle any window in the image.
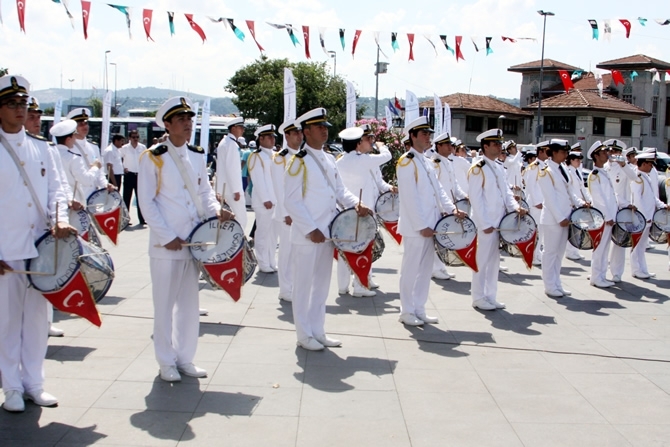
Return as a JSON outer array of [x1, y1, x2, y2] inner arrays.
[[465, 116, 483, 132], [593, 117, 606, 135], [530, 92, 539, 105], [543, 116, 576, 134], [502, 119, 518, 135], [621, 119, 632, 137], [486, 117, 498, 130], [622, 94, 633, 104], [652, 96, 658, 136]]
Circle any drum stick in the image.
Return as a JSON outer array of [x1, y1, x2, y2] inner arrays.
[[5, 269, 52, 276], [354, 188, 362, 242], [452, 192, 465, 233]]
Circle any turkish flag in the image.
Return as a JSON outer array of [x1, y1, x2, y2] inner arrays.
[[42, 270, 101, 327], [341, 241, 374, 288], [558, 70, 574, 93], [302, 25, 311, 59], [515, 230, 537, 270], [91, 207, 121, 245], [454, 235, 479, 272], [246, 20, 264, 52], [455, 36, 465, 61], [352, 29, 362, 58], [630, 231, 644, 250], [185, 14, 206, 43], [587, 227, 605, 251], [612, 69, 625, 86], [81, 1, 91, 39], [394, 96, 404, 111], [202, 249, 245, 302], [382, 221, 402, 244], [16, 0, 26, 32], [407, 33, 415, 61], [620, 19, 632, 38], [142, 9, 154, 41]]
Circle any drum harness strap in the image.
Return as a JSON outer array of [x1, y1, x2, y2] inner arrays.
[[0, 135, 52, 229], [304, 148, 346, 209], [164, 140, 207, 222]]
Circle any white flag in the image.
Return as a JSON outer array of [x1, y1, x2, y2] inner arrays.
[[52, 99, 63, 143], [595, 73, 603, 98], [284, 68, 296, 122], [649, 68, 661, 83], [443, 103, 452, 136], [189, 102, 200, 146], [346, 81, 357, 128], [603, 19, 612, 42], [405, 89, 419, 124], [433, 95, 443, 136], [100, 91, 113, 149], [385, 105, 394, 130], [199, 98, 211, 154]]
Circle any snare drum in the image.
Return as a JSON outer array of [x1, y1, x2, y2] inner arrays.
[[611, 208, 646, 248], [453, 199, 471, 216], [568, 206, 605, 250], [650, 208, 670, 243], [433, 214, 478, 270], [372, 230, 385, 262], [87, 189, 130, 243], [374, 191, 399, 223], [329, 208, 377, 254], [69, 209, 102, 247], [27, 232, 115, 303], [499, 211, 537, 259]]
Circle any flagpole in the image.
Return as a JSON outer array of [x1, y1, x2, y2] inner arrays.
[[375, 45, 380, 119], [536, 10, 555, 144]]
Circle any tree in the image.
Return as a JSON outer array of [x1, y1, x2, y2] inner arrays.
[[87, 97, 103, 117], [43, 107, 55, 116], [225, 57, 366, 139], [0, 68, 8, 77]]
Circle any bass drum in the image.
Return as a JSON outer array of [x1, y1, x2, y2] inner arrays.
[[453, 199, 471, 215], [568, 206, 605, 250], [329, 208, 377, 254], [374, 191, 399, 223], [433, 214, 477, 267], [611, 208, 646, 248], [372, 231, 385, 263], [499, 211, 537, 258]]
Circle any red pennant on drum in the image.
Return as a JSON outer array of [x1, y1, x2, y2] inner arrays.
[[202, 249, 244, 302], [341, 242, 374, 288], [92, 207, 121, 245], [631, 231, 643, 250], [382, 221, 402, 244], [587, 227, 605, 251], [454, 235, 479, 272], [42, 271, 101, 327], [515, 230, 536, 270]]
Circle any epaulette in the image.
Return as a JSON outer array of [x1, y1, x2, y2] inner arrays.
[[151, 144, 168, 156], [476, 159, 485, 168], [592, 168, 599, 175], [278, 148, 289, 157], [634, 174, 643, 184], [26, 131, 48, 142], [253, 147, 262, 153], [187, 144, 204, 154], [434, 158, 441, 164], [406, 152, 414, 159], [296, 149, 307, 158]]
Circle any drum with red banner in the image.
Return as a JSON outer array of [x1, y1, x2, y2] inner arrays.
[[330, 208, 378, 289], [86, 189, 130, 245], [374, 191, 402, 244], [568, 206, 605, 250], [433, 214, 478, 271], [498, 211, 537, 269]]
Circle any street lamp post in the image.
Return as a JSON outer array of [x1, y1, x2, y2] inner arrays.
[[535, 10, 554, 143], [373, 47, 389, 119], [68, 78, 75, 106], [104, 50, 111, 91], [110, 62, 118, 112], [328, 51, 337, 76]]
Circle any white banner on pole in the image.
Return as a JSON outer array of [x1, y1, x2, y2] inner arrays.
[[52, 99, 63, 143], [405, 89, 419, 124], [346, 81, 357, 129], [443, 103, 452, 136], [433, 95, 443, 136], [284, 68, 296, 122], [189, 102, 200, 146], [100, 91, 113, 149], [385, 105, 394, 130], [199, 98, 211, 154]]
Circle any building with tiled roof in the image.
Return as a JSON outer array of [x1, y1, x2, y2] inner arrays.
[[508, 59, 581, 73], [596, 54, 670, 71]]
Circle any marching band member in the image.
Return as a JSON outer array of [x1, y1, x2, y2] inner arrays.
[[215, 118, 247, 231], [0, 75, 73, 412], [468, 129, 525, 311], [451, 139, 471, 196], [272, 119, 302, 301], [397, 117, 463, 326], [630, 152, 668, 279], [587, 142, 618, 288], [565, 150, 592, 261], [336, 125, 391, 297], [523, 142, 548, 265], [248, 124, 279, 273], [503, 140, 523, 193], [138, 97, 233, 382], [537, 139, 585, 298], [666, 171, 670, 271], [284, 108, 372, 350]]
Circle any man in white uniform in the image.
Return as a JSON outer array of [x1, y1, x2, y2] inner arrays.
[[503, 140, 523, 193], [451, 139, 472, 196], [565, 150, 591, 261], [284, 108, 372, 350], [138, 97, 233, 382], [216, 118, 247, 231], [248, 124, 278, 273], [66, 108, 112, 196], [0, 76, 74, 412], [523, 142, 548, 265], [397, 117, 463, 326], [119, 129, 146, 225]]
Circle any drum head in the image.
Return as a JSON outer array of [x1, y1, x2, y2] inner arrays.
[[27, 233, 82, 293], [330, 208, 377, 254], [499, 212, 537, 246], [188, 217, 245, 264], [653, 208, 670, 233], [433, 215, 477, 250], [614, 208, 646, 233], [454, 199, 471, 216], [87, 189, 130, 231], [78, 242, 115, 303], [570, 207, 605, 231], [69, 209, 91, 234], [375, 191, 399, 223]]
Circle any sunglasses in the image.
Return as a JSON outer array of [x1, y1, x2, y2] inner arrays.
[[1, 100, 29, 109]]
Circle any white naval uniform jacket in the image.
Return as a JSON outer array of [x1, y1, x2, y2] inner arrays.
[[49, 144, 73, 201], [631, 171, 665, 222], [450, 155, 472, 196], [538, 159, 584, 225], [247, 146, 277, 209], [215, 134, 244, 198], [504, 151, 523, 189], [587, 168, 618, 222], [522, 160, 545, 208], [0, 128, 69, 262], [270, 147, 297, 222], [336, 145, 392, 211], [606, 161, 636, 208], [397, 148, 455, 237], [74, 138, 107, 188], [138, 141, 219, 260], [567, 164, 592, 204], [284, 144, 359, 245], [467, 156, 519, 231], [372, 166, 393, 203], [433, 154, 467, 202], [58, 144, 103, 203]]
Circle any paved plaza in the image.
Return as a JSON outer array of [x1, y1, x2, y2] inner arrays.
[[2, 210, 670, 446]]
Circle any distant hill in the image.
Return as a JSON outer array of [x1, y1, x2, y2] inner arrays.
[[357, 95, 520, 117]]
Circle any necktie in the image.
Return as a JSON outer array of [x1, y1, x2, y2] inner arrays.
[[559, 165, 569, 183]]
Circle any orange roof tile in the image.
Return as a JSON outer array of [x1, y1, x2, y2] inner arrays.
[[419, 93, 531, 117], [508, 59, 581, 73], [522, 89, 650, 117]]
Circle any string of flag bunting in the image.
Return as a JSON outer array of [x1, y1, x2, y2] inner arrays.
[[587, 17, 670, 40], [554, 68, 670, 97]]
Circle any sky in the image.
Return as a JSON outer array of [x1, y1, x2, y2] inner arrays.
[[1, 0, 668, 104]]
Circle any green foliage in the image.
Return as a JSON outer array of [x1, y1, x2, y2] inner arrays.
[[42, 107, 55, 116], [0, 68, 8, 77], [225, 57, 366, 139], [87, 97, 103, 117], [356, 118, 405, 185]]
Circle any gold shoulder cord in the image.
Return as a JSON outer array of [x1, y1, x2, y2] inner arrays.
[[140, 149, 164, 195], [396, 155, 418, 182], [273, 154, 286, 168], [587, 171, 599, 195], [248, 152, 265, 172], [287, 155, 307, 197], [538, 167, 554, 186], [467, 165, 485, 188]]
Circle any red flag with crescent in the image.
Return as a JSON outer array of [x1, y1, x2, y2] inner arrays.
[[558, 70, 574, 93], [81, 0, 91, 39], [142, 9, 154, 41], [514, 231, 536, 270], [202, 248, 244, 302], [587, 226, 605, 251], [382, 221, 402, 244], [246, 20, 265, 53], [455, 36, 465, 61], [619, 19, 631, 38], [352, 29, 362, 58], [16, 0, 26, 32], [302, 25, 311, 59], [42, 270, 101, 327], [91, 207, 121, 245], [185, 14, 206, 43], [407, 33, 415, 61], [453, 235, 479, 272], [341, 241, 374, 288]]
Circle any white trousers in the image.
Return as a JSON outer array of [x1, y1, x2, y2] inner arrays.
[[471, 231, 500, 303], [290, 242, 333, 341], [252, 207, 277, 270], [275, 220, 293, 297], [225, 192, 247, 233], [398, 236, 433, 316], [541, 224, 568, 293], [0, 260, 48, 393], [530, 207, 543, 263], [590, 225, 613, 284], [630, 224, 651, 276], [609, 244, 628, 278], [150, 258, 200, 368], [565, 243, 581, 259]]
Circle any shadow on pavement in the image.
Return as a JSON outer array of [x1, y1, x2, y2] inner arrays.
[[549, 296, 626, 316], [484, 310, 556, 336], [0, 406, 106, 445]]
